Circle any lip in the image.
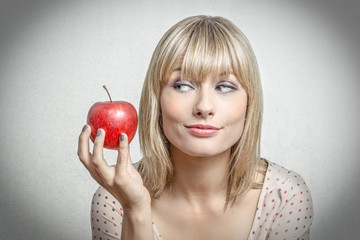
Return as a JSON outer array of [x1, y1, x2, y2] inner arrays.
[[185, 124, 220, 136], [186, 124, 220, 130]]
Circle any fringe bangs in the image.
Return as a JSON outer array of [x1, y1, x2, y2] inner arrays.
[[158, 17, 240, 87]]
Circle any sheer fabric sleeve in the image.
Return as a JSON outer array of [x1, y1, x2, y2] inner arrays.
[[91, 186, 123, 240], [267, 173, 314, 240], [90, 185, 162, 240], [248, 161, 314, 240]]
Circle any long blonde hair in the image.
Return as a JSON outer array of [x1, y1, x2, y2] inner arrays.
[[138, 15, 265, 206]]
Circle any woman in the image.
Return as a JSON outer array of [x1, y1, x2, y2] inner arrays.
[[78, 15, 313, 239]]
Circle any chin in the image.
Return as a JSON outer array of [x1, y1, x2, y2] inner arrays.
[[168, 134, 239, 158], [185, 151, 217, 157], [179, 144, 230, 158]]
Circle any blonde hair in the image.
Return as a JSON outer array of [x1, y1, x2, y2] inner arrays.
[[138, 15, 266, 206]]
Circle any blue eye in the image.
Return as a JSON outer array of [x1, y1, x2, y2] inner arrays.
[[172, 80, 193, 92], [216, 83, 237, 93]]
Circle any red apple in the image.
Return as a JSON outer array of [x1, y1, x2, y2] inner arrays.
[[87, 86, 138, 150]]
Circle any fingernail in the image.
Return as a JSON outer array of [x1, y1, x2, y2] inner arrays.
[[120, 133, 125, 141], [97, 129, 102, 136], [82, 125, 87, 132]]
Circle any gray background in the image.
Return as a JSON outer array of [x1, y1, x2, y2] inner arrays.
[[1, 0, 359, 239]]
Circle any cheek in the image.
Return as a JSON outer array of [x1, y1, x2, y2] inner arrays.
[[161, 97, 182, 122], [231, 104, 247, 126], [225, 95, 247, 121], [160, 94, 185, 137], [223, 97, 247, 140]]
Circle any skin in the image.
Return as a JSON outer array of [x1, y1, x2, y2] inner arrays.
[[78, 129, 153, 239], [150, 69, 263, 239], [77, 69, 264, 239], [160, 69, 247, 157]]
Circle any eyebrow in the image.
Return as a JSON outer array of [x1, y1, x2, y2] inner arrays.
[[219, 71, 230, 76]]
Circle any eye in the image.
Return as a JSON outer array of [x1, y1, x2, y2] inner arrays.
[[216, 82, 237, 93], [172, 80, 194, 92]]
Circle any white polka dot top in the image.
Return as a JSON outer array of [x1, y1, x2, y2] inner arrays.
[[90, 160, 314, 240], [248, 161, 314, 240]]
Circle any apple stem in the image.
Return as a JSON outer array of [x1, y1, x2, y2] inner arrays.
[[103, 85, 113, 103]]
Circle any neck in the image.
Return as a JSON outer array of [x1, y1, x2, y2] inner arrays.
[[167, 144, 230, 208]]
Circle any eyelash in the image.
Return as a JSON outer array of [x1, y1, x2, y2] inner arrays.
[[216, 83, 237, 93], [172, 80, 237, 93], [172, 81, 193, 92]]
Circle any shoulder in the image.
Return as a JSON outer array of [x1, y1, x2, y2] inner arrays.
[[249, 160, 314, 239], [264, 160, 311, 197], [91, 186, 124, 239], [89, 161, 143, 239], [92, 186, 124, 216], [264, 161, 313, 216]]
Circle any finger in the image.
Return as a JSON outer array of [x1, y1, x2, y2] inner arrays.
[[116, 133, 130, 177], [77, 125, 92, 168], [78, 125, 104, 184], [92, 128, 109, 174]]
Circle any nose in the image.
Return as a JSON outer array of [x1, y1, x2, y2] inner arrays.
[[193, 89, 215, 118]]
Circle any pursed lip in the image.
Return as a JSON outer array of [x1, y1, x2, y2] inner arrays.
[[185, 124, 220, 130]]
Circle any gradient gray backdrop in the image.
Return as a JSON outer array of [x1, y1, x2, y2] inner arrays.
[[1, 0, 359, 239]]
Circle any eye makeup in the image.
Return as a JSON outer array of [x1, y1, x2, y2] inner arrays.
[[215, 81, 238, 93], [172, 79, 194, 92]]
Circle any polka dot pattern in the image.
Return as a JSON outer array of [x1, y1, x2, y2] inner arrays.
[[90, 160, 313, 239], [91, 186, 163, 240], [248, 161, 314, 240]]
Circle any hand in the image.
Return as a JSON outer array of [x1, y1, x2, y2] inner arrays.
[[77, 125, 151, 212]]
